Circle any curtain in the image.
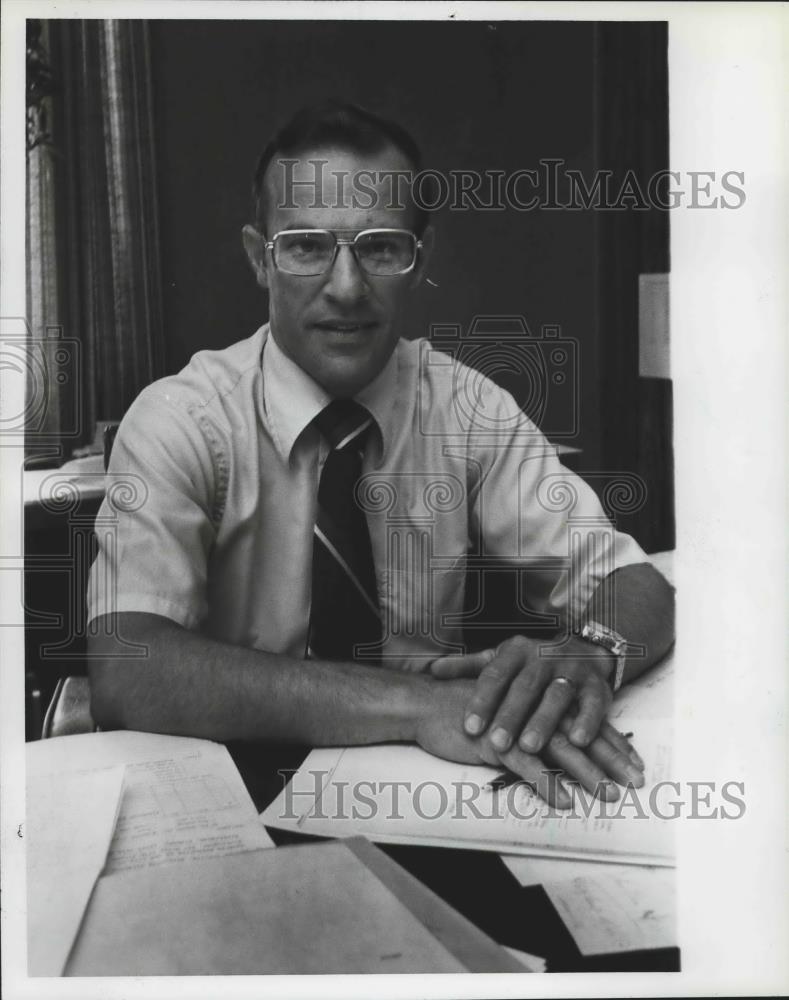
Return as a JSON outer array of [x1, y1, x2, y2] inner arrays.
[[26, 19, 164, 457], [26, 20, 68, 449]]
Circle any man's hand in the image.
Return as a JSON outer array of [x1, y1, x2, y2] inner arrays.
[[430, 635, 615, 756], [415, 678, 644, 809]]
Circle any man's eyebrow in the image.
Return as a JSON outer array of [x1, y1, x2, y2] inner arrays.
[[279, 223, 325, 232], [275, 224, 388, 235]]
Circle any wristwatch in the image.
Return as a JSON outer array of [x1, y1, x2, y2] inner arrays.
[[578, 620, 629, 692]]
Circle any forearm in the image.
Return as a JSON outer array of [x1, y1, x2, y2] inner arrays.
[[577, 561, 675, 686], [431, 561, 674, 757], [87, 613, 434, 745]]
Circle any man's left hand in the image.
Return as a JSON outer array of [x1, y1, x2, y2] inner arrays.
[[430, 635, 615, 754]]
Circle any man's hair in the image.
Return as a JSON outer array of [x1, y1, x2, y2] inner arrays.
[[252, 100, 428, 234]]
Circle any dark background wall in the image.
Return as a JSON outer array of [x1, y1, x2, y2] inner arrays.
[[150, 20, 604, 460], [150, 19, 672, 551]]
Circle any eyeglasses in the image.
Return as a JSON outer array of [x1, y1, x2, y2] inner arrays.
[[263, 228, 422, 277]]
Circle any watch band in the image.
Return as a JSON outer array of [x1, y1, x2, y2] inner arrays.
[[578, 620, 628, 692]]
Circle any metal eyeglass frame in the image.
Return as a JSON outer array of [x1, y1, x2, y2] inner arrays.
[[262, 228, 423, 276]]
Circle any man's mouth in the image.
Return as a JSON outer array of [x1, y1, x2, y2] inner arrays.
[[314, 320, 377, 334]]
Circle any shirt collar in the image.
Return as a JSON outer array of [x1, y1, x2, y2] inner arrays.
[[261, 324, 399, 463]]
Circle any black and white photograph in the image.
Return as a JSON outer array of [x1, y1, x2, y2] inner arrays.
[[1, 2, 786, 998]]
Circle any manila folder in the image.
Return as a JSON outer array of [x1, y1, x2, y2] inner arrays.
[[66, 836, 523, 975]]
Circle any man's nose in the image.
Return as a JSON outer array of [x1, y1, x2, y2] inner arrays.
[[323, 244, 369, 303]]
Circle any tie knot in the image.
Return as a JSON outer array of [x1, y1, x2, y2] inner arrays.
[[314, 399, 374, 452]]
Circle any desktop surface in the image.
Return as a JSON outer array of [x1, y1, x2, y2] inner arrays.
[[228, 739, 680, 973]]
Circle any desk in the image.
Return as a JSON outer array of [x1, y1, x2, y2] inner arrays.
[[226, 737, 678, 973], [38, 551, 676, 972], [235, 552, 677, 971]]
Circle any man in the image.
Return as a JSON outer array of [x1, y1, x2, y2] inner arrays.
[[87, 102, 674, 808]]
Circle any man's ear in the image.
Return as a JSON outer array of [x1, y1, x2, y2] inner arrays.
[[242, 224, 270, 290], [411, 224, 435, 289]]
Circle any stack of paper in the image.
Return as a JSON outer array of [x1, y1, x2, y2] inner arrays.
[[26, 731, 274, 975], [28, 731, 526, 975], [499, 653, 677, 956], [260, 717, 675, 866], [260, 652, 677, 957], [26, 766, 125, 976], [501, 854, 675, 955], [66, 837, 525, 975]]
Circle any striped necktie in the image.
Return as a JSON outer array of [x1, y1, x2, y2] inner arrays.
[[308, 399, 382, 662]]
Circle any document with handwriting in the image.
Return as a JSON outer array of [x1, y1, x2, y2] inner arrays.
[[542, 866, 675, 954], [27, 731, 273, 878], [261, 719, 675, 866]]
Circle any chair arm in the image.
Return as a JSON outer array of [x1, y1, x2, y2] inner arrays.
[[41, 676, 98, 739]]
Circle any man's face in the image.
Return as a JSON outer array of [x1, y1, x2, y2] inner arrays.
[[244, 144, 430, 398]]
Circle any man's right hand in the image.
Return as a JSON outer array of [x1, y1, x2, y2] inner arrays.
[[414, 679, 645, 809]]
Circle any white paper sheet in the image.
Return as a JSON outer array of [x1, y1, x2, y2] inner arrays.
[[27, 731, 274, 877], [542, 867, 676, 955], [500, 852, 661, 887], [67, 843, 474, 975], [608, 653, 674, 727], [260, 719, 675, 865], [102, 742, 274, 872], [487, 639, 677, 959], [26, 765, 125, 976]]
